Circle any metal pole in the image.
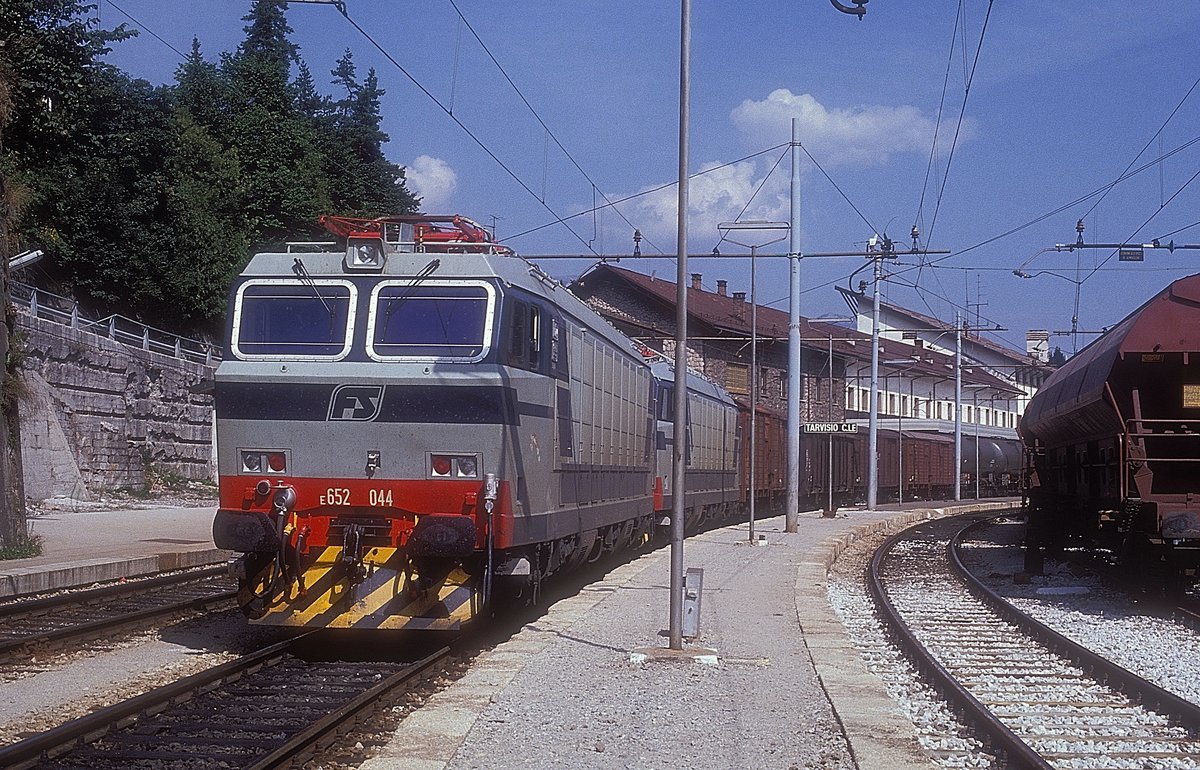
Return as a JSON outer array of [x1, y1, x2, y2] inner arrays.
[[668, 0, 691, 652], [898, 397, 903, 504], [954, 313, 962, 502], [749, 243, 758, 542], [867, 255, 882, 510], [785, 118, 802, 533], [975, 390, 981, 500], [828, 333, 834, 516]]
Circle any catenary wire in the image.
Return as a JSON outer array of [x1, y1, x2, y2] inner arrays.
[[445, 0, 662, 255], [1078, 73, 1200, 224], [799, 144, 877, 236], [914, 0, 963, 239], [104, 0, 188, 60], [332, 6, 598, 255], [710, 147, 789, 254], [505, 144, 788, 244], [925, 0, 995, 251]]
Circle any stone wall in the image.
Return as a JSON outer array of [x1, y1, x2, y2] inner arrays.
[[15, 313, 215, 502]]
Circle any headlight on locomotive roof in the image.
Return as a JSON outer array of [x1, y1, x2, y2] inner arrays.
[[241, 450, 288, 474], [344, 237, 386, 272], [430, 454, 479, 479]]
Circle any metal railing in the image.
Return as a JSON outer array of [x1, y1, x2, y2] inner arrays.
[[10, 281, 221, 366]]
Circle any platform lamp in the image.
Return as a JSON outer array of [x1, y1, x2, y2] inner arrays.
[[807, 317, 854, 516], [717, 220, 790, 543], [882, 357, 922, 503], [964, 384, 990, 499]]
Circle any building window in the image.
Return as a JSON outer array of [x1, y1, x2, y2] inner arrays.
[[888, 394, 896, 414], [901, 395, 909, 417]]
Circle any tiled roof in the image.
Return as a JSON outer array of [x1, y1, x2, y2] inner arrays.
[[571, 264, 1019, 393]]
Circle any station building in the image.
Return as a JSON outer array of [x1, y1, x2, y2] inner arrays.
[[570, 264, 1051, 455]]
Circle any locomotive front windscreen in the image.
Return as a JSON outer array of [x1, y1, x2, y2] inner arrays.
[[233, 280, 356, 359], [367, 281, 493, 360]]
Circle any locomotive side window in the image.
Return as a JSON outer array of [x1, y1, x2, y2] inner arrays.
[[367, 281, 494, 361], [505, 299, 543, 370], [509, 300, 527, 358], [232, 280, 356, 360]]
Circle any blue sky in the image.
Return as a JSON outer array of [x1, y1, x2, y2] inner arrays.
[[100, 1, 1200, 355]]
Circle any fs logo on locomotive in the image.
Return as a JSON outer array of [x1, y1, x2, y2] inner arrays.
[[328, 385, 384, 421]]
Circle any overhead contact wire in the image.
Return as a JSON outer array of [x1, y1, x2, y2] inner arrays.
[[925, 0, 995, 250], [446, 0, 661, 254], [507, 144, 788, 243], [712, 147, 789, 254], [335, 7, 598, 255]]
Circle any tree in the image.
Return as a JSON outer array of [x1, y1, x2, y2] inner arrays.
[[0, 0, 130, 553], [38, 67, 176, 315], [326, 50, 417, 216], [175, 38, 229, 132], [223, 0, 328, 241], [0, 54, 29, 554]]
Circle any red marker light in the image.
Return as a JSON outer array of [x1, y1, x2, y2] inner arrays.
[[268, 453, 287, 472], [431, 456, 452, 476]]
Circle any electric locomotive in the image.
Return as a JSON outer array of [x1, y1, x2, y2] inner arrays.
[[212, 214, 740, 630], [1021, 272, 1200, 574]]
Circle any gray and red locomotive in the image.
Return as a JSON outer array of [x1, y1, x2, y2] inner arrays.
[[211, 215, 739, 630]]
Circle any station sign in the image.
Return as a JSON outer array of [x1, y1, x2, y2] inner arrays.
[[1118, 248, 1144, 262], [804, 422, 859, 433]]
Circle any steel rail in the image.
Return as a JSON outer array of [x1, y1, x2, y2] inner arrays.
[[866, 514, 1054, 770], [246, 645, 450, 770], [0, 564, 225, 616], [0, 638, 297, 770], [950, 514, 1200, 730], [0, 636, 449, 770], [0, 587, 237, 657]]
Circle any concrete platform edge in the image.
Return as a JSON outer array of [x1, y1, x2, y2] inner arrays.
[[797, 502, 1020, 770], [0, 547, 230, 598]]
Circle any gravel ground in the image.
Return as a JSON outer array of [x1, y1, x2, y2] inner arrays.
[[0, 610, 286, 747], [959, 519, 1200, 707], [445, 521, 856, 770], [826, 527, 997, 770]]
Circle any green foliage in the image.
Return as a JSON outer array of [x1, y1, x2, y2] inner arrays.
[[2, 0, 419, 332], [0, 530, 42, 560]]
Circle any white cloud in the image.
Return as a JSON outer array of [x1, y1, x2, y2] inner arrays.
[[600, 90, 953, 253], [732, 89, 950, 168], [613, 159, 789, 252], [405, 155, 457, 212]]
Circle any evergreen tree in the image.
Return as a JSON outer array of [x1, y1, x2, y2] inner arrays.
[[224, 0, 328, 241], [175, 38, 229, 131], [327, 50, 416, 217]]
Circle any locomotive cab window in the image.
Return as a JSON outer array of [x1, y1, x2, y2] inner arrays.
[[231, 279, 357, 360], [367, 281, 494, 361]]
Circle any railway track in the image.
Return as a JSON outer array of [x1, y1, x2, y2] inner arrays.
[[869, 513, 1200, 769], [0, 566, 237, 659], [0, 635, 449, 769]]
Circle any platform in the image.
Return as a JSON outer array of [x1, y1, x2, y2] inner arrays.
[[362, 501, 1018, 770], [0, 503, 224, 598]]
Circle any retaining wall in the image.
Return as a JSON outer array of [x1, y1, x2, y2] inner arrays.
[[15, 313, 216, 502]]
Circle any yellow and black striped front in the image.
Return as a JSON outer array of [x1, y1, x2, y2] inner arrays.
[[245, 546, 482, 630]]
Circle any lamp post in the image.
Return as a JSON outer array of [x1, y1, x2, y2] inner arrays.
[[964, 384, 989, 499], [667, 0, 691, 652], [882, 358, 921, 503], [718, 221, 789, 543]]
